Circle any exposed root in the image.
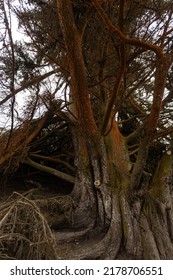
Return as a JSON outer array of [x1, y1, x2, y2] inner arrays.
[[55, 192, 122, 259]]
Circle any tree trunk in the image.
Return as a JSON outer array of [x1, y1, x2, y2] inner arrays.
[[55, 0, 173, 259], [140, 153, 173, 259], [55, 121, 173, 259]]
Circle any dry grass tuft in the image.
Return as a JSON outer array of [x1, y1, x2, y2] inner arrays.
[[0, 192, 59, 259]]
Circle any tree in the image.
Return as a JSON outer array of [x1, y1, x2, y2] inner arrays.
[[0, 0, 173, 259]]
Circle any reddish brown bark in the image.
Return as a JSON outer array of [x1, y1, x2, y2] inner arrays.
[[92, 0, 163, 56], [57, 0, 99, 145], [146, 55, 170, 136], [0, 113, 49, 166]]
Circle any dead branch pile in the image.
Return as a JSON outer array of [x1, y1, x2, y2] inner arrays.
[[35, 195, 74, 229], [0, 192, 59, 259]]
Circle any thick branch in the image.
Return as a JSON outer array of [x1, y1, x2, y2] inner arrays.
[[101, 0, 126, 135], [92, 0, 163, 56], [24, 157, 75, 184], [57, 0, 99, 144], [130, 136, 151, 190], [29, 153, 75, 172], [130, 54, 170, 189], [146, 55, 170, 136]]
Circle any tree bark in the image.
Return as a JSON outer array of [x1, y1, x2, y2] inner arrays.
[[54, 0, 173, 259]]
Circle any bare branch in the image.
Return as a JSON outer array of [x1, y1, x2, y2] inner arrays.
[[0, 70, 56, 106], [24, 157, 75, 184]]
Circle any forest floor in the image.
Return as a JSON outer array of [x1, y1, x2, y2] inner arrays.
[[0, 171, 106, 260], [0, 171, 127, 260]]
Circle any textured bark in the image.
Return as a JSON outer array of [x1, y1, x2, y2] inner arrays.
[[55, 127, 173, 259], [54, 0, 173, 260]]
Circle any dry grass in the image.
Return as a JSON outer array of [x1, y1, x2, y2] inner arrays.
[[0, 192, 59, 259]]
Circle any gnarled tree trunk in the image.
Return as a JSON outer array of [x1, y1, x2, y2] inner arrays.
[[55, 118, 173, 259], [54, 0, 173, 259]]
